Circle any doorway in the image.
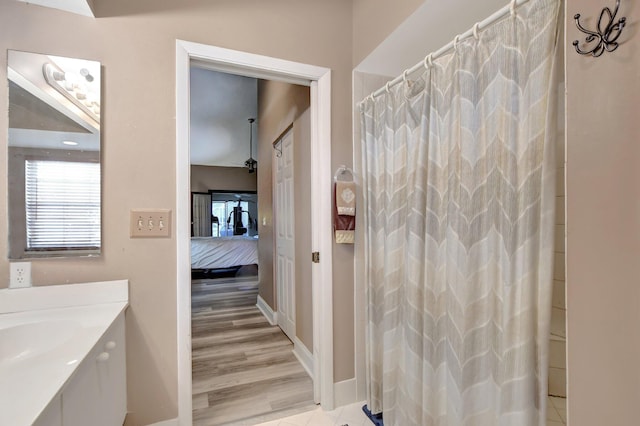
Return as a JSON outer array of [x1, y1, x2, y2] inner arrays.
[[176, 40, 335, 425]]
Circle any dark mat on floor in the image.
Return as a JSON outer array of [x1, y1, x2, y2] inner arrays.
[[191, 264, 258, 279], [362, 405, 384, 426]]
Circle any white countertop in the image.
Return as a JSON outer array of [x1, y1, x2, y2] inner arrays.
[[0, 280, 128, 425]]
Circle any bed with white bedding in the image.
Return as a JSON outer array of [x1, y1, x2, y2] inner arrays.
[[191, 236, 258, 270]]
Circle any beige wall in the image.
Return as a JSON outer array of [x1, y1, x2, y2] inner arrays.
[[0, 1, 353, 424], [190, 165, 257, 193], [566, 1, 640, 425], [256, 80, 314, 350], [256, 80, 314, 351], [293, 108, 313, 351], [351, 0, 423, 67]]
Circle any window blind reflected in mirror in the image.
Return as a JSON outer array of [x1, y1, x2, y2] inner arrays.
[[25, 160, 100, 252]]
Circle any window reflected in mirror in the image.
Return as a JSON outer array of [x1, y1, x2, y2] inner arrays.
[[7, 50, 101, 259]]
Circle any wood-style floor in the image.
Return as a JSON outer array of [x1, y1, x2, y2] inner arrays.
[[191, 275, 315, 426]]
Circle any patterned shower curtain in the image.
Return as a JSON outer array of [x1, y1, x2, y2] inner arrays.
[[360, 0, 561, 425]]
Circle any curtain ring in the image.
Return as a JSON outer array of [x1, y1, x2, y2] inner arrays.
[[423, 54, 433, 69], [473, 23, 480, 40], [385, 82, 391, 94], [402, 70, 413, 100], [510, 0, 517, 17], [402, 69, 411, 89], [453, 35, 461, 51]]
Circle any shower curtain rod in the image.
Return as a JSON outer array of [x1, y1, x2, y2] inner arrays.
[[360, 0, 533, 104]]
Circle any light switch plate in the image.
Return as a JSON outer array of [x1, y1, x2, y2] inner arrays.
[[130, 209, 171, 238]]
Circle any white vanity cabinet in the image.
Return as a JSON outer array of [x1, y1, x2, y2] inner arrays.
[[33, 312, 126, 426], [1, 280, 128, 426]]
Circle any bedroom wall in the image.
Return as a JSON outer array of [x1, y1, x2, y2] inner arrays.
[[190, 165, 257, 193], [256, 79, 313, 350], [0, 1, 354, 424]]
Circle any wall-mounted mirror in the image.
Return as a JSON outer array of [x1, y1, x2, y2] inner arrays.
[[7, 50, 101, 259]]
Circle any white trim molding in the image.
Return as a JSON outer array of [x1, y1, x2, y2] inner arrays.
[[334, 378, 358, 408], [256, 295, 277, 325], [293, 337, 314, 380], [176, 39, 334, 425], [147, 419, 179, 426], [175, 40, 193, 426]]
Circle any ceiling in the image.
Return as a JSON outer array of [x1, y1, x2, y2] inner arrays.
[[14, 0, 95, 17], [189, 67, 258, 167], [355, 0, 505, 77]]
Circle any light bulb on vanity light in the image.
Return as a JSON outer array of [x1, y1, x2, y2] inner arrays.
[[74, 86, 87, 100], [84, 93, 97, 108], [51, 70, 65, 82], [80, 68, 94, 83]]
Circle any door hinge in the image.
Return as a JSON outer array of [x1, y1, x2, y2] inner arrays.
[[312, 252, 320, 263]]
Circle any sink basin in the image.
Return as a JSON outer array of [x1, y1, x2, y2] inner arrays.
[[0, 320, 79, 364]]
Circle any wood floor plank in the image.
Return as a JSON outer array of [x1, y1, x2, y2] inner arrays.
[[191, 275, 315, 425], [193, 393, 209, 410]]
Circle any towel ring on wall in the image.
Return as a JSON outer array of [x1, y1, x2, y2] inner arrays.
[[334, 165, 354, 182], [573, 0, 626, 57]]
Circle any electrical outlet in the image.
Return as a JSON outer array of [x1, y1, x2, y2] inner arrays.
[[10, 262, 31, 288], [130, 209, 171, 238]]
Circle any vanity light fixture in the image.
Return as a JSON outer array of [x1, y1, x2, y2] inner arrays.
[[79, 68, 94, 82], [244, 118, 257, 174], [43, 62, 100, 124]]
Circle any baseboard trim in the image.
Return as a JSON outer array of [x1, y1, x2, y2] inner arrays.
[[147, 419, 178, 426], [256, 295, 277, 325], [292, 337, 314, 379], [334, 378, 357, 408]]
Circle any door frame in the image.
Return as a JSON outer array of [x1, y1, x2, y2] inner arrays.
[[176, 40, 334, 425]]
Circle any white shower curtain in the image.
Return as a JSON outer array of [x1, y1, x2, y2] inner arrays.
[[360, 1, 560, 425]]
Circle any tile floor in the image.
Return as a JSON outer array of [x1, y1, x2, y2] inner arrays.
[[245, 396, 568, 426], [252, 402, 370, 426]]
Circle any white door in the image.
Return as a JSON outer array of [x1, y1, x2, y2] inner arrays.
[[274, 129, 296, 341]]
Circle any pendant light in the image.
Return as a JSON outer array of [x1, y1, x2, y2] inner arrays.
[[244, 118, 257, 173]]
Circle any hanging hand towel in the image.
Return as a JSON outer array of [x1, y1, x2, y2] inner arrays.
[[335, 181, 356, 216], [334, 182, 355, 244]]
